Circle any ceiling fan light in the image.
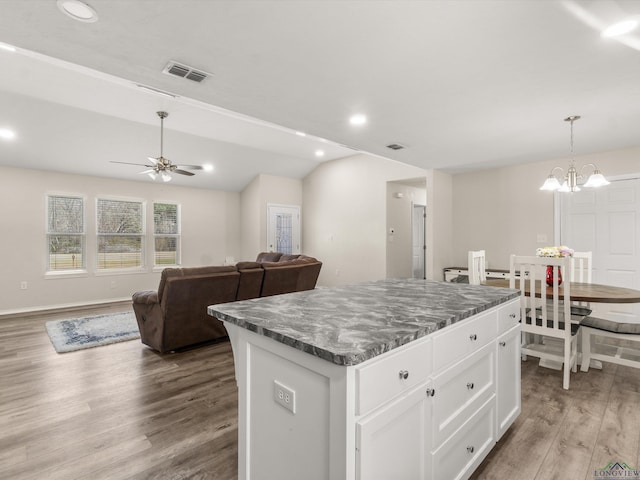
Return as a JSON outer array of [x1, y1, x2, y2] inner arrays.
[[583, 172, 610, 188], [540, 175, 562, 191], [161, 171, 172, 182], [147, 171, 157, 180]]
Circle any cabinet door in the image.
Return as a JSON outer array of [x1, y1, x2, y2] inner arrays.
[[496, 324, 521, 440], [356, 382, 432, 480]]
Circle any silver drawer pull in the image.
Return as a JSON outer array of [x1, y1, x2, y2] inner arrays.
[[467, 382, 474, 390], [467, 446, 475, 454], [398, 370, 409, 380], [499, 341, 506, 347], [426, 388, 436, 397], [469, 334, 477, 341]]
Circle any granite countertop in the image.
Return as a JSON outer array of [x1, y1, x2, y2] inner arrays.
[[208, 278, 519, 366]]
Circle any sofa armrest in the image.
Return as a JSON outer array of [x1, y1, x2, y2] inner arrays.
[[132, 290, 159, 305]]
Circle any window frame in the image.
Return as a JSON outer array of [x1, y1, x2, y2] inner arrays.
[[95, 196, 146, 273], [45, 193, 87, 276], [153, 201, 181, 269]]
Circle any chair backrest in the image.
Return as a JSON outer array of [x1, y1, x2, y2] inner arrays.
[[509, 254, 572, 339], [570, 251, 592, 283], [468, 250, 487, 285]]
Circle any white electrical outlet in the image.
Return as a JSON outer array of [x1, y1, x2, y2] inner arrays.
[[20, 281, 27, 290], [274, 380, 296, 414]]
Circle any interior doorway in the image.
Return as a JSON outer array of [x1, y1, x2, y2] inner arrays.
[[386, 178, 427, 279]]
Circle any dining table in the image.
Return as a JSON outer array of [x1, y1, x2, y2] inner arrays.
[[484, 279, 640, 303], [485, 278, 640, 371]]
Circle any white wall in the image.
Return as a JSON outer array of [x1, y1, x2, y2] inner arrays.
[[427, 169, 453, 281], [240, 174, 303, 260], [451, 146, 640, 272], [303, 154, 428, 287], [0, 166, 240, 314]]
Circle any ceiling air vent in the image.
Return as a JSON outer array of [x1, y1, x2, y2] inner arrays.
[[386, 143, 406, 151], [162, 61, 210, 83]]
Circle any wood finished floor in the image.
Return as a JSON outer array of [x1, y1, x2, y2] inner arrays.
[[2, 305, 639, 479]]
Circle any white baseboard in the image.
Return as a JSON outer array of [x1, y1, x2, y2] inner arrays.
[[0, 297, 133, 320]]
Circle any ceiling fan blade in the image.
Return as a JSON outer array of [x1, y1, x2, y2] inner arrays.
[[173, 169, 196, 176], [147, 157, 159, 165], [110, 161, 151, 167], [175, 164, 204, 170]]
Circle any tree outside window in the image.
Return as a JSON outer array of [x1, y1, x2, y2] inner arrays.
[[154, 202, 180, 266], [97, 198, 144, 270], [47, 195, 86, 271]]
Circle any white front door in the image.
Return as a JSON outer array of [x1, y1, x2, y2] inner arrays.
[[560, 177, 640, 321], [267, 204, 301, 254]]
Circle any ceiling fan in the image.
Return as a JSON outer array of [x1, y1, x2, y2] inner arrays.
[[111, 111, 203, 182]]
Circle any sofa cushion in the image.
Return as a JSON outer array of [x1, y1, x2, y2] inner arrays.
[[157, 265, 237, 302], [236, 261, 265, 300], [280, 254, 301, 261], [256, 251, 283, 262]]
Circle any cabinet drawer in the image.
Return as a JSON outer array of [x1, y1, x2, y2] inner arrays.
[[431, 342, 495, 446], [432, 396, 496, 480], [432, 310, 497, 371], [356, 337, 432, 416], [497, 298, 520, 334]]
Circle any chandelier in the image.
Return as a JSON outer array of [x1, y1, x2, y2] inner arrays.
[[539, 115, 609, 193]]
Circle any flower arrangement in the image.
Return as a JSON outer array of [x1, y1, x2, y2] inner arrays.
[[535, 245, 574, 258]]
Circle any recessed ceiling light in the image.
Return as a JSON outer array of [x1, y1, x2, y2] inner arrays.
[[0, 43, 16, 53], [0, 128, 16, 140], [315, 150, 325, 158], [601, 19, 638, 37], [349, 114, 367, 126], [56, 0, 98, 23], [203, 164, 214, 172]]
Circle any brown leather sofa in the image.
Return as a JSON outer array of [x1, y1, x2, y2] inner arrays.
[[132, 253, 321, 352]]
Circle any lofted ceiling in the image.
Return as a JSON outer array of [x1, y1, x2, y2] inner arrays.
[[1, 0, 640, 191]]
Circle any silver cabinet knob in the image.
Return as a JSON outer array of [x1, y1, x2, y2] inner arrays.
[[509, 313, 516, 318], [467, 382, 474, 390], [398, 370, 409, 380], [426, 388, 436, 397], [499, 341, 506, 347], [467, 446, 475, 454], [469, 334, 477, 341]]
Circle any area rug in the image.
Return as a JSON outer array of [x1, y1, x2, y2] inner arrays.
[[45, 311, 140, 353]]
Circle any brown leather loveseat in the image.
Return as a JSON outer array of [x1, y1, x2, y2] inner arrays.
[[132, 253, 321, 352]]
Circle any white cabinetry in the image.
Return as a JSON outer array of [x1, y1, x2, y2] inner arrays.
[[357, 381, 433, 480], [496, 301, 521, 440], [225, 297, 520, 480]]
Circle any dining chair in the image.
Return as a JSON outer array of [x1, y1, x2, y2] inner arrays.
[[510, 254, 580, 390], [570, 251, 592, 283], [569, 251, 593, 317], [467, 250, 487, 285]]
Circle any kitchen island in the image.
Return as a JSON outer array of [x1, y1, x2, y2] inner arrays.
[[209, 278, 521, 480]]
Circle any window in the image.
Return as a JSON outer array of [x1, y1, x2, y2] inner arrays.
[[97, 198, 144, 270], [47, 195, 85, 271], [153, 202, 180, 266]]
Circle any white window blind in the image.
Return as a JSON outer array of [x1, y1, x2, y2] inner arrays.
[[153, 202, 180, 266], [97, 198, 144, 269], [47, 195, 85, 271]]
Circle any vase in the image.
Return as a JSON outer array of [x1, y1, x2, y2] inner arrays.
[[546, 265, 562, 286]]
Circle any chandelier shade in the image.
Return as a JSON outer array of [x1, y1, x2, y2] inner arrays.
[[540, 116, 609, 193]]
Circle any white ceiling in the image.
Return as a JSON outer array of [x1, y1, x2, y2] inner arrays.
[[1, 1, 640, 191]]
